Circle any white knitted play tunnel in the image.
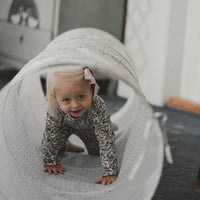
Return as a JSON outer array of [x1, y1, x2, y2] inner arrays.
[[0, 28, 163, 200]]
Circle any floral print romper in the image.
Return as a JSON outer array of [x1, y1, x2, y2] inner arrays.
[[42, 95, 118, 177]]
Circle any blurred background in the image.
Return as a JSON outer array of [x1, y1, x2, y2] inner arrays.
[[1, 0, 200, 199], [1, 0, 200, 107]]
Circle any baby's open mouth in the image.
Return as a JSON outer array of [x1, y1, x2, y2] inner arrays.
[[70, 109, 83, 116], [72, 109, 82, 113]]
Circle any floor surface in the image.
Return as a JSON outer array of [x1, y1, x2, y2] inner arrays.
[[152, 106, 200, 200]]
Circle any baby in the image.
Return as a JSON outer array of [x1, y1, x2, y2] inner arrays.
[[41, 67, 118, 185]]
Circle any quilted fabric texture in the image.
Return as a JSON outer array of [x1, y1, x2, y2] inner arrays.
[[0, 28, 163, 200]]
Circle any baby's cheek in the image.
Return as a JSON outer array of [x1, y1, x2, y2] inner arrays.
[[84, 99, 91, 107], [60, 105, 69, 114]]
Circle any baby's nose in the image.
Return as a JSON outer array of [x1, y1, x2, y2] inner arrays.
[[71, 100, 80, 108]]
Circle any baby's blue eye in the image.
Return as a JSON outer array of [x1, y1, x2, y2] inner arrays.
[[78, 95, 85, 100], [63, 98, 70, 103]]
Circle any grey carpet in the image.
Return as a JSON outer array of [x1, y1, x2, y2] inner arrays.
[[152, 106, 200, 200]]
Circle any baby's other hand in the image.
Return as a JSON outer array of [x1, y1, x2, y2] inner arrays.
[[95, 175, 117, 185], [43, 165, 66, 175]]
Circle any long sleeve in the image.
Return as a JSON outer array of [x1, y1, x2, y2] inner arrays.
[[92, 96, 118, 177], [41, 112, 67, 166]]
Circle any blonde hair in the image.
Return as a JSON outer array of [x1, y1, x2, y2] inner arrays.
[[46, 68, 99, 117]]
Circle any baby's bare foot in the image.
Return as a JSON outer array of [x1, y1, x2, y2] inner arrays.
[[66, 140, 85, 153]]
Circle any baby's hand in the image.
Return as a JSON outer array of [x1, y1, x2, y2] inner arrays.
[[43, 165, 66, 175], [95, 175, 117, 185]]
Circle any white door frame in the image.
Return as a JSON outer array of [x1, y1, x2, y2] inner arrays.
[[181, 0, 200, 103]]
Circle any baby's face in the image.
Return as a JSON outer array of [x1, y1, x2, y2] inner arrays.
[[55, 79, 93, 118]]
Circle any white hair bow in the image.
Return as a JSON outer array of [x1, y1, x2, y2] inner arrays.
[[83, 67, 99, 97], [84, 68, 96, 84]]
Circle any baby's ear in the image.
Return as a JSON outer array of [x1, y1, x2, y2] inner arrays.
[[50, 93, 56, 99]]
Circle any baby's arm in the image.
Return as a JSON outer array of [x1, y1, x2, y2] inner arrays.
[[42, 112, 67, 174], [92, 96, 118, 185]]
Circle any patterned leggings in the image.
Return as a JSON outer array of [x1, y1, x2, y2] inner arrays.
[[62, 127, 100, 156]]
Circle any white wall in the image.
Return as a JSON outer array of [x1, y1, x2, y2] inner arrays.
[[122, 0, 172, 106], [163, 0, 188, 102], [121, 0, 200, 106], [181, 0, 200, 103]]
